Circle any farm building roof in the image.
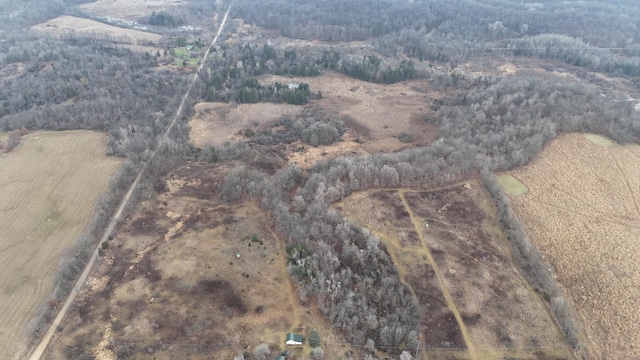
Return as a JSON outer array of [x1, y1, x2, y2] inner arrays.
[[285, 333, 304, 344]]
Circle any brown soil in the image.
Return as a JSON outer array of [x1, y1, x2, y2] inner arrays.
[[0, 62, 25, 80], [339, 184, 574, 359], [405, 186, 571, 357], [44, 162, 356, 360], [189, 102, 303, 147], [405, 263, 467, 350]]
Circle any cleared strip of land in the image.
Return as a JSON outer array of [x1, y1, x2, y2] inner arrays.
[[0, 131, 121, 360], [338, 184, 572, 359]]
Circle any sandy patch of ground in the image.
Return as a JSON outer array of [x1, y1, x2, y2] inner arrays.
[[0, 131, 121, 360], [506, 133, 640, 359], [79, 0, 183, 20], [31, 16, 162, 45]]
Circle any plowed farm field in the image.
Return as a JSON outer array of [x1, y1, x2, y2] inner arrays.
[[0, 131, 121, 360], [505, 133, 640, 359]]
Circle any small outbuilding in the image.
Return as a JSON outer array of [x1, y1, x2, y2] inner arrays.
[[285, 333, 304, 346]]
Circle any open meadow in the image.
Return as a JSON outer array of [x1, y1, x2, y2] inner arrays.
[[79, 0, 183, 20], [0, 131, 121, 360], [505, 133, 640, 359], [189, 71, 439, 169], [337, 183, 573, 360], [31, 16, 162, 45], [45, 162, 358, 360]]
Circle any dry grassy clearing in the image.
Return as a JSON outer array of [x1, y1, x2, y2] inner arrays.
[[189, 102, 303, 147], [259, 73, 438, 152], [0, 131, 121, 360], [31, 16, 162, 45], [338, 183, 572, 359], [505, 133, 640, 359], [189, 72, 439, 168], [46, 162, 356, 360], [79, 0, 182, 20]]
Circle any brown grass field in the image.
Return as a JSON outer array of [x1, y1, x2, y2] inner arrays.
[[337, 183, 573, 360], [0, 131, 122, 360], [189, 71, 439, 169], [79, 0, 183, 20], [31, 16, 162, 45], [505, 133, 640, 359], [45, 162, 357, 360]]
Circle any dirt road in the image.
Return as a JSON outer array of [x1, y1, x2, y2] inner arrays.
[[26, 5, 233, 360]]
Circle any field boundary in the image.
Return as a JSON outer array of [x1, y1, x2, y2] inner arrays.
[[25, 4, 233, 359], [480, 170, 584, 357]]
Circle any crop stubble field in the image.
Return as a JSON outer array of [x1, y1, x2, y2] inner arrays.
[[338, 183, 572, 359], [505, 133, 640, 359], [0, 131, 122, 360]]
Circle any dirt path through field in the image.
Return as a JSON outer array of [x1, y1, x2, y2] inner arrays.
[[266, 226, 301, 347], [27, 5, 233, 360], [398, 190, 477, 360]]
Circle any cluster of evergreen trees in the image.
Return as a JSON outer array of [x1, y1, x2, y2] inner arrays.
[[339, 54, 416, 84], [147, 11, 184, 27], [196, 43, 320, 103], [231, 78, 310, 105]]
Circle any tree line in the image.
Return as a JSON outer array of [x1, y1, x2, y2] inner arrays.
[[212, 74, 640, 357], [231, 0, 640, 74]]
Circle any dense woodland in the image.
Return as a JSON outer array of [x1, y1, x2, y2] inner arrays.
[[218, 76, 640, 355], [3, 0, 640, 358], [232, 0, 640, 74]]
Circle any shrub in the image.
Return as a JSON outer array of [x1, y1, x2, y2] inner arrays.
[[254, 343, 270, 360], [311, 347, 324, 359], [309, 329, 321, 347]]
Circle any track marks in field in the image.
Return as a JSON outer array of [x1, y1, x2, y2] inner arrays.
[[505, 133, 640, 359], [528, 198, 640, 230], [0, 131, 121, 360], [398, 190, 478, 360], [610, 147, 640, 220]]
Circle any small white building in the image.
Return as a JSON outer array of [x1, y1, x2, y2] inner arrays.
[[285, 333, 304, 346]]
